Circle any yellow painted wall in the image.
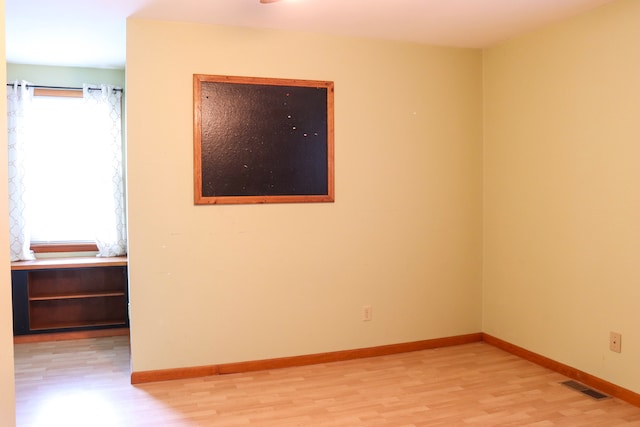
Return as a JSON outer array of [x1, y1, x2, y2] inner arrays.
[[483, 0, 640, 392], [126, 20, 483, 372], [0, 0, 17, 423]]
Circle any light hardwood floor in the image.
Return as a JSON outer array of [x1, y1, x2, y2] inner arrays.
[[14, 336, 640, 426]]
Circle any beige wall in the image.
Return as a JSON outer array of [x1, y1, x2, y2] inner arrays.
[[1, 0, 17, 423], [126, 20, 483, 372], [483, 0, 640, 392]]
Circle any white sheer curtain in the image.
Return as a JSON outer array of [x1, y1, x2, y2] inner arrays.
[[83, 84, 127, 257], [7, 81, 35, 261], [6, 82, 126, 260]]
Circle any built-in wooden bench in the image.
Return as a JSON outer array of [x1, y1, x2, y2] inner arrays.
[[11, 256, 129, 343]]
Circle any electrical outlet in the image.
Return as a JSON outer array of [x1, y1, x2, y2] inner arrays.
[[610, 331, 622, 353], [362, 305, 372, 321]]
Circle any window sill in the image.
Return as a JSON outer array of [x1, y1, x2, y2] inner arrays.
[[11, 256, 127, 271], [30, 243, 98, 253]]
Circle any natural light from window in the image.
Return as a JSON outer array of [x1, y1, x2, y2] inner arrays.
[[26, 94, 114, 243]]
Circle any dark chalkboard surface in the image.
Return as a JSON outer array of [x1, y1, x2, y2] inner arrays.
[[194, 75, 334, 205]]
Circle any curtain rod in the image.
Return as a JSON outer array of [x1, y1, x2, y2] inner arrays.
[[5, 84, 123, 92]]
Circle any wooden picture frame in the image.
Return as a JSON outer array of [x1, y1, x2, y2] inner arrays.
[[194, 74, 334, 205]]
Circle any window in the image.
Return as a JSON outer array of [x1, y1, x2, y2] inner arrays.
[[27, 90, 102, 243], [7, 83, 126, 260]]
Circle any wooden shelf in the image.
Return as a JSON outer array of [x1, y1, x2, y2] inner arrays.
[[11, 258, 129, 338], [29, 292, 125, 301], [27, 267, 126, 298], [29, 293, 127, 330], [29, 319, 128, 331], [11, 256, 127, 271]]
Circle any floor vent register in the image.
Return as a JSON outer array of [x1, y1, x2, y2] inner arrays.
[[561, 380, 609, 400]]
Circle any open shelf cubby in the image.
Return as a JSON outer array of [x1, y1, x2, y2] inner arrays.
[[11, 258, 129, 337]]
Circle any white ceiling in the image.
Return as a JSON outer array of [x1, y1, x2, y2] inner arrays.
[[6, 0, 617, 69]]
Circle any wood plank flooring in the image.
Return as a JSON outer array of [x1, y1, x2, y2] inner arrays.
[[14, 336, 640, 426]]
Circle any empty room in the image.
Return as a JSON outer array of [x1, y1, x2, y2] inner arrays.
[[2, 0, 640, 425]]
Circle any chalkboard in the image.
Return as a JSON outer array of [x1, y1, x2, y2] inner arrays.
[[194, 74, 334, 204]]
